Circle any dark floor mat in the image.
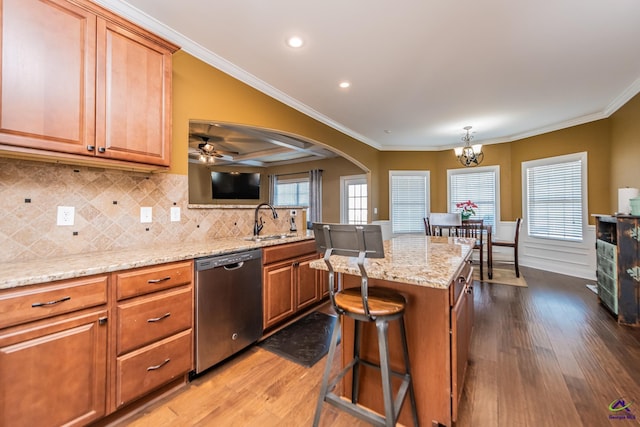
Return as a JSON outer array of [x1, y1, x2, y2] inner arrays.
[[258, 311, 339, 368]]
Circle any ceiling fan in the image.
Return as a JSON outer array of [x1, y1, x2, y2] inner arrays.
[[188, 135, 237, 163]]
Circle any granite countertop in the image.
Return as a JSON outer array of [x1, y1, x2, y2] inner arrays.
[[0, 232, 315, 290], [310, 235, 474, 289]]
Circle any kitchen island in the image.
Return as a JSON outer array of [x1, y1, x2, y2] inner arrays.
[[310, 234, 475, 427]]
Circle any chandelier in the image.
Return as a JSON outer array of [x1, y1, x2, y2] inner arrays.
[[453, 126, 484, 167]]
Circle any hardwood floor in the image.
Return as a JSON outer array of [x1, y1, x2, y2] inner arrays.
[[116, 267, 640, 426]]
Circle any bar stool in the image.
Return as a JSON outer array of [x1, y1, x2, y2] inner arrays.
[[312, 223, 419, 427]]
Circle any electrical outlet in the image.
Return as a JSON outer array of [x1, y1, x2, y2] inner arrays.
[[140, 207, 153, 223], [170, 206, 181, 222], [290, 209, 297, 216], [57, 206, 75, 226]]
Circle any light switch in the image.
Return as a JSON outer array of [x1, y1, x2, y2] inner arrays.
[[140, 207, 152, 223], [170, 206, 181, 222]]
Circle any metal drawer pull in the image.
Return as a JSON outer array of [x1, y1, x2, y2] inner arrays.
[[147, 358, 171, 371], [98, 147, 106, 153], [32, 296, 71, 307], [148, 276, 171, 284], [147, 312, 171, 323]]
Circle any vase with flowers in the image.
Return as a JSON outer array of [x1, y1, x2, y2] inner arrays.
[[456, 200, 478, 221]]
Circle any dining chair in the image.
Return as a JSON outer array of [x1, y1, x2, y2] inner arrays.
[[429, 212, 461, 236], [423, 217, 431, 235], [492, 218, 523, 277], [455, 219, 485, 280]]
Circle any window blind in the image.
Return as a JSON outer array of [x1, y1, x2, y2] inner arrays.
[[390, 173, 428, 234], [449, 170, 496, 228], [526, 159, 583, 241], [274, 178, 309, 206]]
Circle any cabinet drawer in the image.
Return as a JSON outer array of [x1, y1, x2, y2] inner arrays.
[[115, 261, 193, 300], [116, 329, 192, 407], [0, 275, 108, 329], [117, 287, 193, 355], [263, 240, 317, 264], [450, 261, 472, 306], [597, 268, 617, 294], [597, 258, 617, 282], [596, 240, 617, 262], [599, 285, 618, 315]]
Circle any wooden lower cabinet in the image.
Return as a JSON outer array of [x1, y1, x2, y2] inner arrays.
[[111, 260, 194, 411], [0, 308, 108, 427], [262, 240, 323, 330], [0, 259, 194, 425], [339, 259, 474, 426], [115, 329, 193, 407]]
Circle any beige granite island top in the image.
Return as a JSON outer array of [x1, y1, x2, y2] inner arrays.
[[310, 234, 474, 289], [0, 232, 314, 290]]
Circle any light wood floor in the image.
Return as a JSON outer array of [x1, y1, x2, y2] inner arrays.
[[116, 267, 640, 426]]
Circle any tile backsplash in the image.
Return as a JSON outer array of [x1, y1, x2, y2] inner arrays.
[[0, 158, 294, 263]]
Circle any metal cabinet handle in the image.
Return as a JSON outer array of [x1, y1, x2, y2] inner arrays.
[[147, 312, 171, 323], [86, 145, 95, 151], [148, 276, 171, 284], [98, 147, 106, 153], [32, 296, 71, 307], [466, 285, 474, 294], [147, 358, 170, 371]]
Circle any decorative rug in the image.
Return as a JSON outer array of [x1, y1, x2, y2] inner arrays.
[[258, 311, 338, 368], [473, 266, 527, 287]]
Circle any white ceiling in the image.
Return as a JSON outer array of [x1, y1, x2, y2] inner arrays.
[[98, 0, 640, 151]]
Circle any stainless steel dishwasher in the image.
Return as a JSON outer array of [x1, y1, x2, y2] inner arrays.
[[194, 248, 263, 374]]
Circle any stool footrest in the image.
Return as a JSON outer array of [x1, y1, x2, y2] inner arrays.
[[322, 357, 413, 427]]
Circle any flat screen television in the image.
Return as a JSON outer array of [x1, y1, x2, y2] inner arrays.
[[211, 171, 260, 200]]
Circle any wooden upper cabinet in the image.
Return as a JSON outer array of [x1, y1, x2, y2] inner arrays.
[[95, 19, 172, 166], [0, 0, 97, 153], [0, 0, 178, 168]]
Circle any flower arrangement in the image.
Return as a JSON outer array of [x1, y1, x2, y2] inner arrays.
[[456, 200, 478, 219]]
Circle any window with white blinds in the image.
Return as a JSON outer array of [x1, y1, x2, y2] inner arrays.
[[390, 171, 430, 234], [523, 152, 586, 242], [274, 177, 309, 206], [448, 167, 498, 228]]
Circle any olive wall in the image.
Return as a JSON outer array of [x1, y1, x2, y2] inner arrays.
[[170, 51, 380, 218], [377, 120, 611, 224], [172, 49, 638, 226], [610, 92, 640, 213]]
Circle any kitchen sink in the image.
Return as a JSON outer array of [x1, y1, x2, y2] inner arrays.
[[243, 233, 297, 242]]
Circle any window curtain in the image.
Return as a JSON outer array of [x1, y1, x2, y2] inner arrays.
[[308, 169, 323, 227], [268, 174, 276, 205]]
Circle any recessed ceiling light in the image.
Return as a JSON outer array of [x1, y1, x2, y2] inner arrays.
[[286, 36, 304, 48], [339, 81, 351, 89]]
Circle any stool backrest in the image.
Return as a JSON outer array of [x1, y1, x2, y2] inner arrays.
[[312, 223, 385, 319]]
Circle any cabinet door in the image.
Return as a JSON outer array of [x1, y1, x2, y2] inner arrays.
[[451, 284, 473, 422], [0, 309, 107, 427], [296, 254, 320, 310], [0, 0, 96, 154], [263, 262, 295, 329], [95, 19, 172, 166], [617, 218, 640, 325]]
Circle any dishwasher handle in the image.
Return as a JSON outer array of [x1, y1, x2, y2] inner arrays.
[[223, 261, 244, 271]]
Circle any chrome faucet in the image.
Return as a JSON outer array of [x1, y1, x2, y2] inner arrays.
[[253, 203, 278, 236]]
